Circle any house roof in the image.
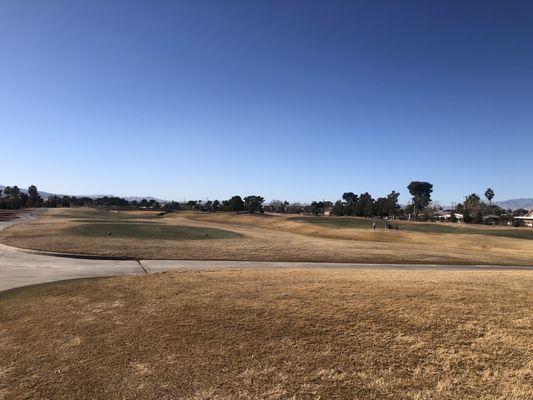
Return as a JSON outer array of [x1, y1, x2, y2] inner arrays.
[[515, 210, 533, 219]]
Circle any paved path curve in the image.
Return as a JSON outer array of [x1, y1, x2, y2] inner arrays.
[[1, 212, 531, 293]]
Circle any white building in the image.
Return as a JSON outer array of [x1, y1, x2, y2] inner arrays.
[[432, 211, 463, 223], [514, 210, 533, 227]]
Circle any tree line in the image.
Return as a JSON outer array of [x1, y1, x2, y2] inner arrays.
[[331, 191, 401, 218], [280, 182, 525, 226], [0, 186, 266, 214], [299, 182, 432, 219], [182, 196, 265, 213], [453, 188, 523, 225], [1, 183, 526, 226], [0, 185, 42, 209]]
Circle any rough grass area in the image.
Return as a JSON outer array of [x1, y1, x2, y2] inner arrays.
[[0, 269, 531, 399], [1, 209, 533, 265], [64, 222, 240, 240], [290, 216, 533, 240]]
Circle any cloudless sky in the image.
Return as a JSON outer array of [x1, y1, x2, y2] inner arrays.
[[1, 1, 532, 204]]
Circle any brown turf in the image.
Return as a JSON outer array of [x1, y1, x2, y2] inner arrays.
[[0, 268, 531, 399]]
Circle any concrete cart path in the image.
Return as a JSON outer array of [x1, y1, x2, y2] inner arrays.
[[140, 259, 533, 272], [0, 244, 142, 292], [0, 213, 143, 292], [1, 211, 531, 293]]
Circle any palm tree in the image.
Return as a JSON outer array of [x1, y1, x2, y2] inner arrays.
[[485, 188, 495, 205]]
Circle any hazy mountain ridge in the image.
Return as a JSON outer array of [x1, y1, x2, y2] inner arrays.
[[495, 198, 533, 210]]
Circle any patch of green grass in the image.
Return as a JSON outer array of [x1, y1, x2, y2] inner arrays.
[[50, 209, 165, 221], [63, 222, 242, 240], [290, 216, 533, 240]]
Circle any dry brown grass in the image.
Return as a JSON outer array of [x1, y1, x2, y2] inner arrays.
[[1, 208, 533, 265], [0, 268, 531, 399]]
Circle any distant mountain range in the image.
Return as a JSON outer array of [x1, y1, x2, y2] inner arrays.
[[495, 198, 533, 210], [0, 185, 165, 203]]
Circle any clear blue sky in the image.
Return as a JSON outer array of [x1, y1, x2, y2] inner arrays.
[[1, 1, 532, 204]]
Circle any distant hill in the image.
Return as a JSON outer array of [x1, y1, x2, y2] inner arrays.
[[0, 185, 165, 203], [122, 196, 167, 203], [495, 198, 533, 210]]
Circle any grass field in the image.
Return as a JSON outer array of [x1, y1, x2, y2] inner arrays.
[[0, 268, 531, 399], [289, 216, 533, 240], [1, 208, 533, 265]]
